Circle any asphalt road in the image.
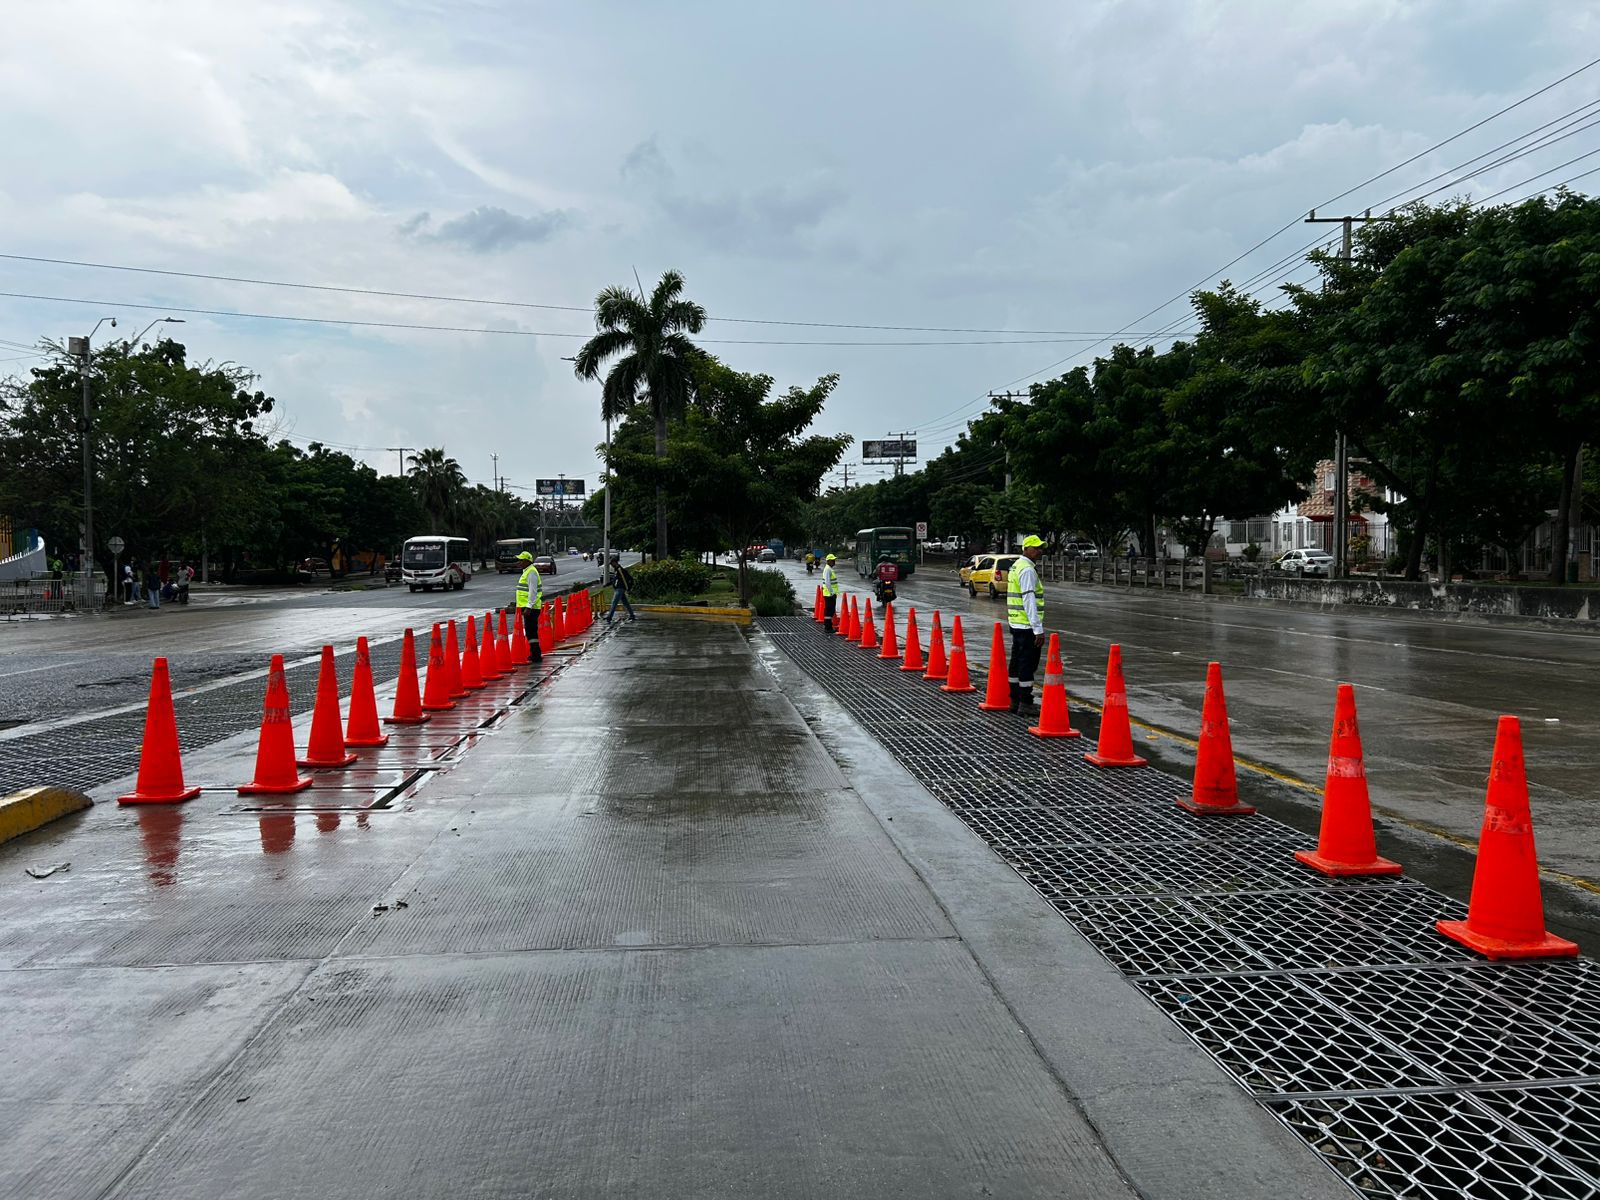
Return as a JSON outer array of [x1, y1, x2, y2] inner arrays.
[[0, 555, 622, 728], [775, 558, 1600, 899]]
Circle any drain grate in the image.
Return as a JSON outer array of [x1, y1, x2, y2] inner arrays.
[[762, 614, 1600, 1198]]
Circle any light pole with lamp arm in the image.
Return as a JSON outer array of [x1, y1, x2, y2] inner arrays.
[[66, 317, 116, 606], [129, 317, 184, 347], [562, 354, 611, 583]]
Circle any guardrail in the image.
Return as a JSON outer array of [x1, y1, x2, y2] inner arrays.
[[1, 574, 108, 618]]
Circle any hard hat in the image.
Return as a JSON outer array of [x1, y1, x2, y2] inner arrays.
[[517, 551, 534, 561], [1022, 535, 1045, 549], [825, 553, 836, 561]]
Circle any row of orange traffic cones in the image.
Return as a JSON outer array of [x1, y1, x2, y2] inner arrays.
[[117, 592, 597, 804], [811, 584, 1577, 962]]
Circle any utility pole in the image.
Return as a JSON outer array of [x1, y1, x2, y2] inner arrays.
[[66, 316, 116, 605], [988, 393, 1026, 551], [885, 430, 918, 478], [1306, 210, 1381, 579], [491, 453, 500, 493], [387, 446, 414, 477]]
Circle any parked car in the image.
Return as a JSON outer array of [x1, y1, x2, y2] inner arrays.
[[757, 548, 777, 563], [961, 553, 1019, 598], [534, 554, 557, 575], [1273, 548, 1334, 577]]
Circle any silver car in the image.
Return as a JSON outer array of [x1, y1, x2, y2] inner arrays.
[[1274, 548, 1334, 577]]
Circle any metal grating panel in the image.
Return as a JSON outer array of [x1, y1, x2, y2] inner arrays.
[[762, 614, 1600, 1199]]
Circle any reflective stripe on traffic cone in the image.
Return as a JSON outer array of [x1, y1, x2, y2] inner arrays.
[[298, 645, 359, 768], [1177, 661, 1254, 815], [117, 657, 201, 804], [344, 636, 390, 747], [977, 622, 1011, 711], [1084, 644, 1146, 768], [1295, 684, 1399, 876], [459, 615, 487, 690], [385, 628, 431, 725], [900, 607, 924, 672], [877, 602, 900, 660], [1029, 634, 1081, 739], [421, 624, 457, 712], [924, 611, 948, 681], [1437, 716, 1579, 960], [239, 654, 313, 794], [941, 614, 976, 693]]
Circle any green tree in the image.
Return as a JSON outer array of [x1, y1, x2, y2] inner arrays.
[[407, 447, 466, 533], [573, 269, 707, 559]]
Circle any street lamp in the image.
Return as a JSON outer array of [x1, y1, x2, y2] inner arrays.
[[562, 354, 612, 572], [130, 316, 185, 346], [65, 317, 116, 603]]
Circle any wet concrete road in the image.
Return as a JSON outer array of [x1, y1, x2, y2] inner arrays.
[[774, 561, 1600, 893], [0, 555, 623, 728], [0, 620, 1340, 1199]]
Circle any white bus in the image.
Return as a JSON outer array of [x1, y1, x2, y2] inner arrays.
[[401, 535, 472, 592]]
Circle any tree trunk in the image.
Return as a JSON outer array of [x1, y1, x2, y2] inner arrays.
[[1549, 441, 1581, 585], [654, 410, 669, 560]]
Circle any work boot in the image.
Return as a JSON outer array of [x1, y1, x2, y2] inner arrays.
[[1016, 688, 1037, 717], [1007, 682, 1021, 713]]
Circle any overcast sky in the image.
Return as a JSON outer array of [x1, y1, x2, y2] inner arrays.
[[3, 1, 1598, 498]]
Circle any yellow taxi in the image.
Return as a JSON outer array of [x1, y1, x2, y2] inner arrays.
[[959, 553, 1020, 598]]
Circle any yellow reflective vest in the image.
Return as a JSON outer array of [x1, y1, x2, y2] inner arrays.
[[515, 564, 543, 610], [821, 564, 839, 597]]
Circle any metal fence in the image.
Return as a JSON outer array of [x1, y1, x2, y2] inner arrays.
[[0, 573, 108, 618]]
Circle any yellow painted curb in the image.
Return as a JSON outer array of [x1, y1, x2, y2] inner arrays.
[[0, 786, 93, 847], [635, 604, 752, 626]]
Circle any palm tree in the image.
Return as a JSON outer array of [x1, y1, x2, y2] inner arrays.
[[408, 447, 466, 533], [573, 269, 706, 559]]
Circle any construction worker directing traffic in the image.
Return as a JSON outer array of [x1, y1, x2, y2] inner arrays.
[[1006, 535, 1047, 714], [821, 553, 840, 633], [514, 551, 544, 664]]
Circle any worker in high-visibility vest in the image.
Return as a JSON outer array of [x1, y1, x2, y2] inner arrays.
[[514, 550, 544, 663], [1006, 535, 1047, 714], [821, 552, 841, 633]]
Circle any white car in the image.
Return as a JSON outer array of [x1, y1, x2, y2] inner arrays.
[[1274, 548, 1334, 577]]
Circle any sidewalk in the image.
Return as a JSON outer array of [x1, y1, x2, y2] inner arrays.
[[0, 619, 1343, 1199]]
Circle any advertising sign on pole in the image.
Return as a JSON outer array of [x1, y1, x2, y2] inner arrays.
[[535, 478, 586, 498]]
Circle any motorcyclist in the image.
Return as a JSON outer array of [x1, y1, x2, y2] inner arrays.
[[873, 554, 900, 605], [804, 550, 815, 575]]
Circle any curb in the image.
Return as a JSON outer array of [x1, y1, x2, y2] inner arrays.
[[634, 604, 752, 626], [0, 786, 93, 847]]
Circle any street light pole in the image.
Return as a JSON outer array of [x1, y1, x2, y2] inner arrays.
[[66, 317, 116, 605]]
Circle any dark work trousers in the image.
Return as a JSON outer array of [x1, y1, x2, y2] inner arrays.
[[1008, 626, 1040, 710], [521, 605, 543, 662], [823, 593, 837, 632]]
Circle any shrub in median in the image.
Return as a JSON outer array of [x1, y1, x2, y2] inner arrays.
[[746, 568, 796, 616], [630, 557, 713, 601]]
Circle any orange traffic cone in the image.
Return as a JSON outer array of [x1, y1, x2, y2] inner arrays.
[[298, 645, 359, 768], [117, 657, 201, 804], [859, 599, 878, 650], [1029, 634, 1082, 739], [1295, 684, 1399, 876], [878, 602, 900, 660], [421, 624, 456, 712], [977, 622, 1012, 711], [239, 654, 313, 794], [1178, 662, 1254, 815], [510, 608, 531, 665], [924, 611, 948, 682], [1084, 645, 1147, 768], [385, 628, 431, 725], [495, 611, 516, 674], [552, 595, 567, 640], [459, 615, 487, 690], [538, 605, 555, 654], [1437, 716, 1579, 960], [480, 612, 504, 681], [941, 614, 976, 693], [444, 620, 466, 698], [813, 585, 825, 622], [900, 607, 924, 672], [842, 596, 857, 639], [344, 636, 390, 748]]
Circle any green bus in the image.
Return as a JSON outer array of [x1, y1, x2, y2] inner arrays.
[[854, 527, 916, 578]]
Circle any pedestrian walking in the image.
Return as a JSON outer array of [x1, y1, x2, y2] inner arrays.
[[144, 562, 161, 610], [606, 555, 637, 623], [1006, 535, 1047, 715], [178, 563, 193, 605], [49, 554, 63, 602], [514, 550, 543, 663], [121, 562, 134, 605], [821, 552, 840, 633]]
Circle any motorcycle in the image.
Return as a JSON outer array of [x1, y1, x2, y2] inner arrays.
[[873, 576, 897, 606]]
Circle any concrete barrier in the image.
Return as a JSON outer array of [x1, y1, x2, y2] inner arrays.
[[0, 786, 92, 846], [634, 604, 752, 627], [1248, 576, 1600, 624]]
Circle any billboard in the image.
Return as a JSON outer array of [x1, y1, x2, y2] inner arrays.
[[535, 478, 586, 497], [862, 439, 917, 461]]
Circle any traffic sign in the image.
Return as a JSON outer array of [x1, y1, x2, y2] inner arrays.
[[915, 521, 928, 539], [107, 536, 125, 554]]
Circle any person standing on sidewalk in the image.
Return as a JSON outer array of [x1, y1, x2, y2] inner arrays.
[[1007, 535, 1047, 715], [514, 550, 543, 663], [821, 552, 841, 633], [606, 554, 637, 623], [144, 562, 161, 611]]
